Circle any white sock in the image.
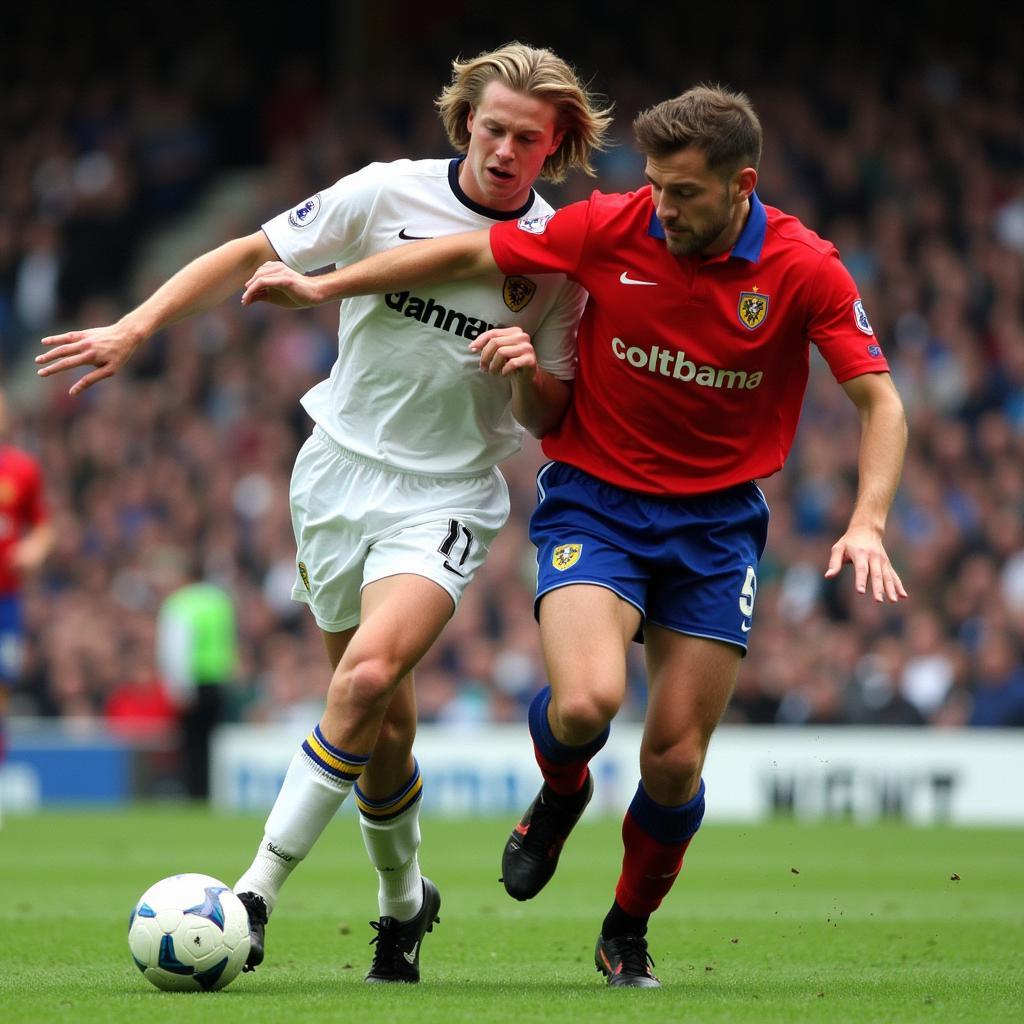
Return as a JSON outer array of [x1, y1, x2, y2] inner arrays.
[[357, 765, 424, 922], [235, 725, 368, 914]]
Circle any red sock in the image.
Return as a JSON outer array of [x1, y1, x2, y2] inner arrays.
[[614, 811, 694, 916], [534, 744, 589, 797]]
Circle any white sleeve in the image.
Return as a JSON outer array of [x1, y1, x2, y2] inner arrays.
[[530, 279, 587, 382], [261, 162, 392, 273]]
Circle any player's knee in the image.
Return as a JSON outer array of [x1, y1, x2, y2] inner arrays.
[[640, 738, 704, 793], [330, 657, 400, 717], [550, 690, 620, 744]]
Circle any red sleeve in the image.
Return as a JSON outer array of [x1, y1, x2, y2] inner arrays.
[[20, 457, 48, 527], [807, 249, 890, 382], [489, 200, 591, 279]]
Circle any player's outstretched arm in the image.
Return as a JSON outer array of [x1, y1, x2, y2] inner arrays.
[[825, 371, 909, 602], [37, 232, 277, 395], [240, 230, 497, 307]]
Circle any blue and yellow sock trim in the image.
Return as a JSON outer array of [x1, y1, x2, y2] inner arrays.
[[301, 725, 369, 783], [355, 761, 423, 821]]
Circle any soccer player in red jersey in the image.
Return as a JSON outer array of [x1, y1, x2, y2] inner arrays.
[[0, 389, 53, 782], [90, 84, 911, 987]]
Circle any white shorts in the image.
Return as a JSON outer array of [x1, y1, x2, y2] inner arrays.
[[289, 427, 510, 632]]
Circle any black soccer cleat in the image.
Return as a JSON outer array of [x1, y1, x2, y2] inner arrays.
[[501, 772, 594, 901], [595, 933, 661, 988], [365, 877, 442, 983], [237, 891, 268, 973]]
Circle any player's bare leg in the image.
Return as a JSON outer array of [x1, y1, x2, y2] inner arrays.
[[502, 585, 639, 901], [235, 575, 452, 972], [597, 629, 740, 988]]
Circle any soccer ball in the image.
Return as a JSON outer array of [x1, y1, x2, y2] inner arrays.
[[128, 873, 251, 991]]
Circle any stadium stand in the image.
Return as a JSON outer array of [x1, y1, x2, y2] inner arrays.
[[3, 2, 1023, 736]]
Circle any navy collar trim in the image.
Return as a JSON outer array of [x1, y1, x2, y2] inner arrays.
[[646, 191, 767, 263], [731, 192, 767, 262], [448, 157, 536, 221]]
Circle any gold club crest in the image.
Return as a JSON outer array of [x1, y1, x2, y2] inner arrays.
[[297, 561, 311, 592], [552, 543, 582, 571], [503, 276, 537, 312], [738, 289, 769, 330]]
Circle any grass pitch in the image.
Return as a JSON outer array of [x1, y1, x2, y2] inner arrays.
[[1, 807, 1021, 1023]]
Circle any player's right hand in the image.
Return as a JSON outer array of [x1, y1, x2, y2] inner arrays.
[[36, 323, 143, 396], [240, 261, 321, 308]]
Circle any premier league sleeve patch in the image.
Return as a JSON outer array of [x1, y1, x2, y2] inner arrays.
[[288, 194, 322, 228], [853, 299, 874, 335], [517, 212, 553, 235]]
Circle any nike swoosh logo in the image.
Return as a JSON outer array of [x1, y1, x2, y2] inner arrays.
[[620, 271, 658, 286], [399, 229, 432, 240], [741, 621, 752, 633], [403, 942, 419, 964]]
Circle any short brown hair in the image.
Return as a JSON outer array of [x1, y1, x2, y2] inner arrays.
[[436, 42, 613, 183], [632, 84, 762, 174]]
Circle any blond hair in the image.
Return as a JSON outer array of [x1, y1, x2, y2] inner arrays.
[[633, 84, 762, 175], [436, 42, 612, 183]]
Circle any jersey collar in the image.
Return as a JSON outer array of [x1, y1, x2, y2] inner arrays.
[[448, 157, 537, 221], [647, 190, 767, 263]]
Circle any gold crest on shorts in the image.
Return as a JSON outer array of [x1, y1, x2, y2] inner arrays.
[[297, 561, 311, 592], [503, 276, 537, 312], [738, 288, 769, 330], [552, 543, 582, 571]]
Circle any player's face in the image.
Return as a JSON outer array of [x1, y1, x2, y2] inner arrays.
[[645, 148, 755, 257], [460, 81, 564, 211]]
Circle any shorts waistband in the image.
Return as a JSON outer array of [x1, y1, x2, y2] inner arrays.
[[311, 425, 498, 481]]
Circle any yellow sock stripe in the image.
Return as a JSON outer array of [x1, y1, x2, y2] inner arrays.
[[302, 730, 368, 781], [355, 772, 423, 820]]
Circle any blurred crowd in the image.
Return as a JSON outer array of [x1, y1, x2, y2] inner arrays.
[[3, 3, 1024, 736]]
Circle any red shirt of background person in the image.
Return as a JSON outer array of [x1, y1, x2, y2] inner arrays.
[[490, 189, 888, 495], [0, 444, 48, 596]]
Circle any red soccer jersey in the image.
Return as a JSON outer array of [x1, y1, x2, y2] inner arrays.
[[491, 190, 889, 495], [0, 445, 48, 595]]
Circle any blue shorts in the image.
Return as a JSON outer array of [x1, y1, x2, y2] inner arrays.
[[530, 462, 770, 651], [0, 594, 24, 686]]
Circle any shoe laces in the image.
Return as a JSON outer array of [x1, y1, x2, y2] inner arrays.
[[367, 917, 403, 974], [523, 789, 576, 855], [615, 935, 656, 976]]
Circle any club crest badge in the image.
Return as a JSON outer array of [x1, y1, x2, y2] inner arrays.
[[738, 289, 769, 330], [503, 276, 537, 312], [297, 561, 311, 592], [552, 543, 582, 571]]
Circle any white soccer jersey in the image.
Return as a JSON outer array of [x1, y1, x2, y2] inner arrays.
[[262, 158, 585, 476]]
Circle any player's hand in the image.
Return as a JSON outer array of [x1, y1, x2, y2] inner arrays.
[[36, 323, 143, 396], [240, 261, 321, 308], [824, 525, 908, 603], [469, 327, 538, 381]]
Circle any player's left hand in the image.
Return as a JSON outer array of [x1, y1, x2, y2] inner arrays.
[[824, 525, 908, 602], [469, 327, 538, 381]]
